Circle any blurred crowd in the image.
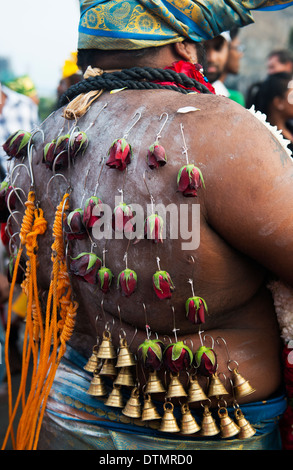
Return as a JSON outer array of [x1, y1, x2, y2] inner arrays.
[[0, 36, 293, 397]]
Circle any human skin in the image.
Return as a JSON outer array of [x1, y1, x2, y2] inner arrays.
[[10, 86, 293, 411]]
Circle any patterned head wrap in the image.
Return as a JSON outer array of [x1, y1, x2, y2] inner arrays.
[[78, 0, 293, 50]]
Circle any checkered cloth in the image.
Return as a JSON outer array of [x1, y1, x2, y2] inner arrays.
[[0, 84, 39, 178]]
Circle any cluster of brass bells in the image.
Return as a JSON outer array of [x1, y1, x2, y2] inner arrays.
[[84, 334, 256, 440]]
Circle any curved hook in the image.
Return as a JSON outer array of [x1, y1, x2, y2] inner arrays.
[[123, 111, 142, 139], [27, 128, 44, 189], [216, 336, 239, 372], [156, 112, 169, 141], [10, 163, 31, 187], [203, 333, 214, 349]]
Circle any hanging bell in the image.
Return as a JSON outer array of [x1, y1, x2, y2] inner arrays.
[[122, 387, 142, 418], [84, 345, 100, 372], [166, 372, 187, 399], [87, 369, 107, 396], [116, 338, 136, 368], [218, 407, 240, 439], [145, 370, 166, 394], [159, 402, 180, 433], [97, 331, 116, 359], [187, 375, 208, 403], [142, 394, 161, 421], [232, 369, 256, 400], [207, 372, 229, 398], [105, 384, 124, 408], [114, 366, 135, 387], [99, 359, 117, 377], [200, 405, 220, 437], [234, 408, 256, 439], [180, 403, 201, 435]]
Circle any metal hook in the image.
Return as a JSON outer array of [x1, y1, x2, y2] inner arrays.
[[203, 333, 214, 349], [10, 163, 31, 187], [46, 173, 72, 203], [180, 123, 189, 165], [27, 128, 44, 189], [216, 336, 239, 372], [156, 112, 169, 141], [123, 111, 142, 139], [188, 278, 195, 297]]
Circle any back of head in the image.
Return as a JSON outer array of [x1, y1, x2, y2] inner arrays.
[[246, 72, 292, 115]]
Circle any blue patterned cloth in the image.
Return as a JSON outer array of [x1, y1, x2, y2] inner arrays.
[[78, 0, 293, 50], [40, 345, 287, 450]]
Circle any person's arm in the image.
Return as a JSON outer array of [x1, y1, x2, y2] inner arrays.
[[203, 105, 293, 285]]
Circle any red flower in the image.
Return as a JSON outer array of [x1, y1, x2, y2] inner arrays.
[[106, 138, 132, 171], [83, 196, 103, 229], [152, 270, 174, 299], [137, 339, 164, 371], [177, 164, 205, 197], [97, 267, 113, 294], [147, 142, 167, 169], [2, 130, 31, 159], [163, 341, 193, 372], [144, 213, 164, 243], [117, 268, 137, 297], [185, 296, 207, 325], [194, 346, 217, 377], [112, 202, 134, 233], [64, 209, 87, 240], [151, 60, 215, 94], [43, 134, 70, 170], [69, 131, 88, 159], [0, 181, 16, 223], [70, 252, 101, 284]]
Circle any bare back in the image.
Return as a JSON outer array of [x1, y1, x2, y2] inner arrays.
[[13, 89, 293, 405]]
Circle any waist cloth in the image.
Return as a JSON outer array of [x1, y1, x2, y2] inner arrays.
[[40, 345, 287, 450]]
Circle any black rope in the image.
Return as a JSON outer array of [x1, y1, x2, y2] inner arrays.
[[58, 66, 212, 107]]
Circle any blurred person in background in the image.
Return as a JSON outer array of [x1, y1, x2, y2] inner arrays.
[[204, 29, 245, 104], [0, 81, 39, 176], [246, 72, 293, 152], [57, 52, 82, 104], [267, 49, 293, 75]]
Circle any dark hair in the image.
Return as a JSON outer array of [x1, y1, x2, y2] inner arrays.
[[246, 72, 292, 115], [267, 49, 293, 64], [77, 42, 206, 71]]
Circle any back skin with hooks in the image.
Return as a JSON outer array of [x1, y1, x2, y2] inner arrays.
[[11, 87, 289, 408]]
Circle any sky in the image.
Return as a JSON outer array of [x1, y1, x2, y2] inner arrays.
[[0, 0, 80, 96]]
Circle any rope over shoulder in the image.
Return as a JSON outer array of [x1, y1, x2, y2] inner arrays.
[[58, 66, 213, 107]]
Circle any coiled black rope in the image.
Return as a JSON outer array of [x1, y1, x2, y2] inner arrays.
[[58, 66, 212, 107]]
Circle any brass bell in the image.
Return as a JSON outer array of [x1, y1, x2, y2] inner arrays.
[[99, 359, 117, 377], [159, 402, 180, 433], [105, 384, 124, 408], [166, 372, 187, 399], [200, 405, 220, 437], [234, 408, 256, 439], [232, 369, 256, 400], [218, 407, 240, 439], [188, 375, 208, 403], [142, 394, 161, 421], [122, 387, 142, 418], [207, 373, 229, 398], [180, 403, 201, 435], [84, 345, 100, 372], [116, 338, 136, 368], [114, 366, 135, 387], [145, 370, 166, 394], [97, 331, 116, 359], [87, 369, 107, 396]]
